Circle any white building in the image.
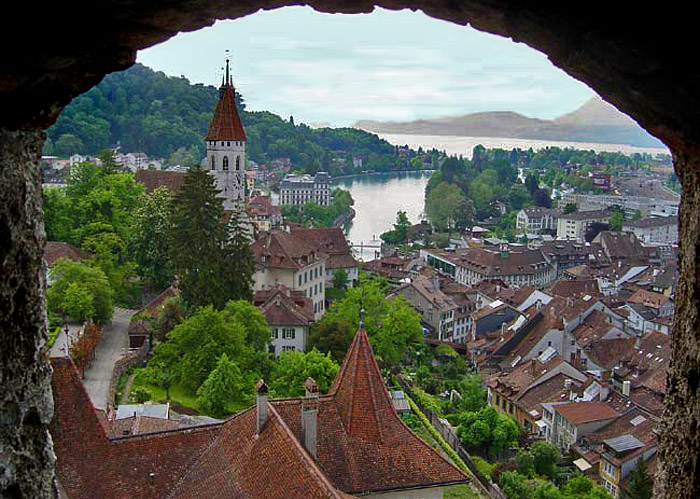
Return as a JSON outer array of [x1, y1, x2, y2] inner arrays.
[[516, 206, 558, 234], [622, 216, 678, 243], [253, 285, 314, 357], [556, 209, 612, 240], [204, 60, 246, 211], [279, 172, 331, 207]]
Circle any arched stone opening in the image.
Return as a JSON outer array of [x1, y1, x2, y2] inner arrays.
[[1, 2, 698, 497]]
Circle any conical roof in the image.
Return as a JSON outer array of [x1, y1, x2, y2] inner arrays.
[[205, 73, 246, 142], [330, 329, 394, 442]]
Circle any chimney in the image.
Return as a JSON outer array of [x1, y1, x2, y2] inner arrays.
[[531, 358, 537, 377], [301, 377, 319, 458], [256, 379, 268, 434], [599, 382, 610, 401], [575, 349, 581, 369], [622, 380, 631, 397]]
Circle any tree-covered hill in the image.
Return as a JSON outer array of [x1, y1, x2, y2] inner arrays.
[[45, 63, 423, 175]]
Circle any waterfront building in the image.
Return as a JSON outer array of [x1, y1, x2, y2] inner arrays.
[[204, 60, 247, 211], [561, 193, 679, 218], [421, 244, 556, 289], [279, 172, 331, 206]]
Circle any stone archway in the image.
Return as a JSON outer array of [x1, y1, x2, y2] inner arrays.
[[1, 2, 698, 497]]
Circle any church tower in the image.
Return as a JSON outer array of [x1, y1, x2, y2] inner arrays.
[[205, 59, 246, 211]]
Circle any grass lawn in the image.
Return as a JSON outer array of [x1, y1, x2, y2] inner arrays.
[[128, 369, 251, 417], [443, 483, 483, 499]]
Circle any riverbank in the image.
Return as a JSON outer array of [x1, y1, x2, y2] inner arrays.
[[331, 169, 436, 181]]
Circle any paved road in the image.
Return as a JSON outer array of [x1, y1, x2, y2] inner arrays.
[[49, 323, 83, 358], [82, 307, 136, 410]]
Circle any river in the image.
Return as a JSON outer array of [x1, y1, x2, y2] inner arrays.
[[333, 134, 670, 262], [333, 170, 432, 261]]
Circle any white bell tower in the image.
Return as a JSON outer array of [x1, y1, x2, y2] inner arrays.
[[205, 59, 246, 210]]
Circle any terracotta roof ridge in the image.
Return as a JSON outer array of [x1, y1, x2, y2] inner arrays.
[[165, 406, 255, 498], [266, 403, 349, 499]]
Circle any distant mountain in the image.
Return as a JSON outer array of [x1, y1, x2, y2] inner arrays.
[[354, 96, 664, 148]]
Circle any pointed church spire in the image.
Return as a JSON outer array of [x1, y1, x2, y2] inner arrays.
[[206, 58, 246, 142]]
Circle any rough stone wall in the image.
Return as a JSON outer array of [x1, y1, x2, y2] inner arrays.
[[656, 150, 700, 499], [0, 129, 56, 498]]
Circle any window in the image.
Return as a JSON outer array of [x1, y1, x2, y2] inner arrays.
[[282, 328, 295, 339], [210, 156, 215, 170], [298, 274, 302, 286], [227, 141, 230, 146], [223, 156, 229, 170], [271, 328, 279, 340], [282, 346, 296, 352], [236, 156, 240, 170]]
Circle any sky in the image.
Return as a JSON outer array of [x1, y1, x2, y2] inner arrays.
[[137, 6, 596, 128]]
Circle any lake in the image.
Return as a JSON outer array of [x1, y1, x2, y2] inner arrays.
[[333, 133, 670, 261], [333, 170, 432, 261]]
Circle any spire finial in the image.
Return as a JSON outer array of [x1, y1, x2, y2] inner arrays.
[[226, 58, 230, 86], [359, 308, 365, 331]]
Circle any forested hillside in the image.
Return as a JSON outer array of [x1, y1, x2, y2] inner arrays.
[[45, 64, 422, 175]]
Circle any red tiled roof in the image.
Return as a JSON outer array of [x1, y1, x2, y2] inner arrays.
[[254, 285, 314, 326], [251, 230, 326, 270], [275, 330, 468, 493], [51, 329, 466, 497], [44, 241, 86, 266], [555, 401, 620, 425], [627, 289, 670, 309], [289, 226, 358, 270], [134, 170, 186, 194], [205, 84, 247, 141], [51, 358, 221, 498]]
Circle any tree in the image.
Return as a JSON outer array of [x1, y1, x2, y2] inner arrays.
[[148, 302, 265, 391], [154, 295, 185, 341], [454, 198, 476, 231], [563, 203, 578, 214], [610, 210, 625, 231], [60, 283, 95, 323], [624, 458, 653, 499], [455, 406, 520, 456], [270, 348, 339, 397], [222, 206, 255, 302], [531, 441, 560, 480], [515, 449, 536, 478], [321, 276, 423, 368], [47, 259, 114, 325], [308, 316, 355, 363], [197, 353, 245, 417], [130, 186, 174, 288], [331, 268, 349, 290], [169, 169, 230, 309], [425, 181, 466, 231], [508, 183, 532, 211]]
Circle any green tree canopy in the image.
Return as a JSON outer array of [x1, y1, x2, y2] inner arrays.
[[47, 259, 114, 325], [269, 348, 340, 398], [197, 353, 245, 417], [129, 186, 174, 288], [308, 316, 356, 363]]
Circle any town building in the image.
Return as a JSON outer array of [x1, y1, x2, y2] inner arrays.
[[288, 226, 359, 287], [422, 244, 556, 289], [204, 60, 247, 211], [279, 172, 331, 206], [390, 275, 457, 341], [251, 229, 328, 320], [560, 193, 679, 218], [253, 285, 314, 356], [542, 401, 620, 452], [246, 195, 282, 233], [556, 209, 612, 240], [515, 206, 558, 235], [622, 216, 678, 243], [49, 329, 468, 498]]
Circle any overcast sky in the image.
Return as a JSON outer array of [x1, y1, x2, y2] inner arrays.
[[137, 6, 596, 127]]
